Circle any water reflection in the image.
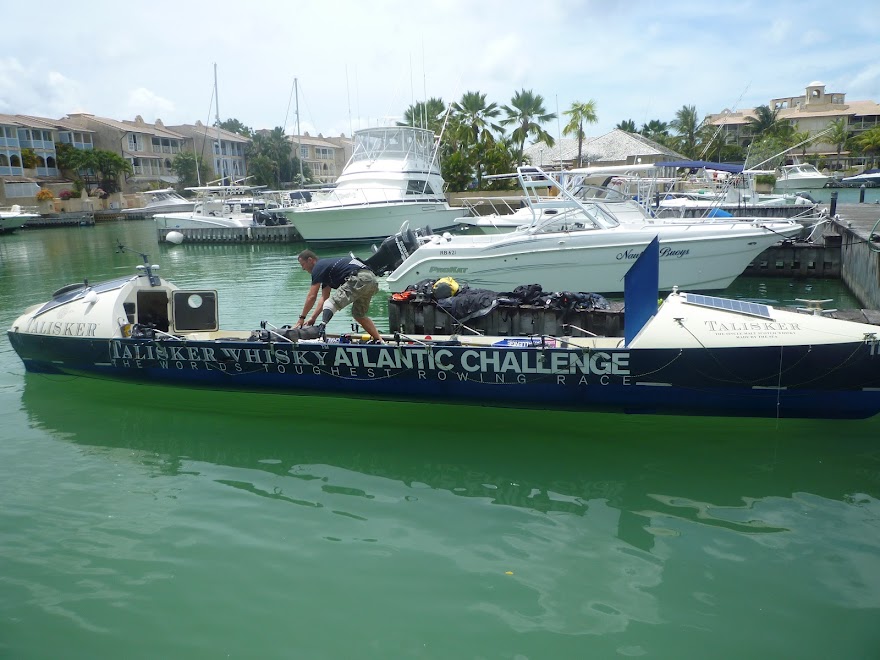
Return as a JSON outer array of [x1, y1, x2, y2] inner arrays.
[[16, 374, 880, 637], [21, 374, 880, 525]]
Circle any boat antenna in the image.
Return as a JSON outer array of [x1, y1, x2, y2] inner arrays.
[[699, 83, 750, 160], [422, 38, 427, 129], [116, 241, 160, 286], [346, 65, 353, 137], [409, 54, 414, 122], [747, 125, 834, 171], [556, 94, 562, 175], [425, 102, 455, 195], [295, 78, 304, 185]]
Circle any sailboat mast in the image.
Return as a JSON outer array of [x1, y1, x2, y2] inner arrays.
[[295, 77, 304, 184], [214, 63, 227, 184]]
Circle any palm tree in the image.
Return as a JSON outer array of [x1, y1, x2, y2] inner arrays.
[[789, 130, 812, 157], [696, 122, 728, 161], [399, 97, 447, 135], [65, 148, 133, 193], [481, 136, 519, 189], [218, 118, 253, 138], [856, 127, 880, 168], [747, 105, 781, 138], [247, 127, 292, 187], [825, 118, 850, 170], [616, 119, 637, 133], [640, 119, 672, 148], [500, 89, 557, 166], [562, 100, 598, 167], [451, 91, 501, 148], [171, 151, 212, 189], [451, 91, 502, 189], [670, 105, 700, 158]]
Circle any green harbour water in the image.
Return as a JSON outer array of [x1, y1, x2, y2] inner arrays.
[[2, 221, 879, 659]]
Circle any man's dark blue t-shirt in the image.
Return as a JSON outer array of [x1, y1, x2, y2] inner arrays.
[[310, 257, 369, 289]]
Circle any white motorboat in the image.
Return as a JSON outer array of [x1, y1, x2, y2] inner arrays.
[[370, 166, 803, 294], [775, 163, 831, 190], [841, 168, 880, 184], [456, 163, 819, 235], [455, 165, 664, 234], [121, 188, 195, 216], [651, 163, 819, 212], [0, 204, 39, 233], [153, 184, 268, 229], [279, 126, 467, 243]]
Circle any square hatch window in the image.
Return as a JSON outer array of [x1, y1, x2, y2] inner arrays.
[[172, 290, 218, 332]]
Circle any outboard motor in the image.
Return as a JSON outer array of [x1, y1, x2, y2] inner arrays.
[[364, 226, 426, 275], [253, 209, 289, 226]]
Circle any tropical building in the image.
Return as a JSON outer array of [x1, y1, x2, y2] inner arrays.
[[705, 81, 880, 169], [524, 129, 683, 169], [63, 113, 189, 191], [166, 121, 249, 184], [0, 113, 96, 203], [287, 133, 352, 185]]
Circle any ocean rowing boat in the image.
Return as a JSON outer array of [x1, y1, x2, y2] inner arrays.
[[7, 241, 880, 419]]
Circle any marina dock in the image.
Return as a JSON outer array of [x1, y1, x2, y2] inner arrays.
[[822, 203, 880, 308], [22, 212, 95, 228], [156, 225, 302, 243]]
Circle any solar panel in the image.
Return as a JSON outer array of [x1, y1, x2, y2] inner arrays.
[[682, 293, 773, 319]]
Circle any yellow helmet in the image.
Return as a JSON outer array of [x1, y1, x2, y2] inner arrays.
[[432, 277, 460, 299]]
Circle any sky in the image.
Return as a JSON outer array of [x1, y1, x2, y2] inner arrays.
[[3, 0, 880, 141]]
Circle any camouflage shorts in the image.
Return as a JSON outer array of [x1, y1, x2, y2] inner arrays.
[[331, 269, 379, 318]]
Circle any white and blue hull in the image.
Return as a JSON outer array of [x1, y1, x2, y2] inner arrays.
[[8, 332, 880, 419], [8, 259, 880, 420]]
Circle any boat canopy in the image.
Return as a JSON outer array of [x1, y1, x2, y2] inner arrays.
[[655, 161, 744, 174], [842, 168, 880, 182]]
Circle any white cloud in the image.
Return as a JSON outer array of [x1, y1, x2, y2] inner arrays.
[[0, 58, 87, 117], [0, 0, 878, 138], [125, 88, 176, 123]]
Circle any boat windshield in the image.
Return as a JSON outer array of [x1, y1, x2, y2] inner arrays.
[[350, 127, 435, 164], [526, 201, 620, 234]]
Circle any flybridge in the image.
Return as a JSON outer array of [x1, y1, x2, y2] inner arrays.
[[350, 126, 436, 164]]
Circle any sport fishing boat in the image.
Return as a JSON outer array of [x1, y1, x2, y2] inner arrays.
[[153, 184, 270, 229], [775, 162, 831, 190], [1, 204, 39, 233], [377, 166, 804, 294], [7, 241, 880, 419], [278, 126, 467, 243], [121, 188, 195, 216]]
